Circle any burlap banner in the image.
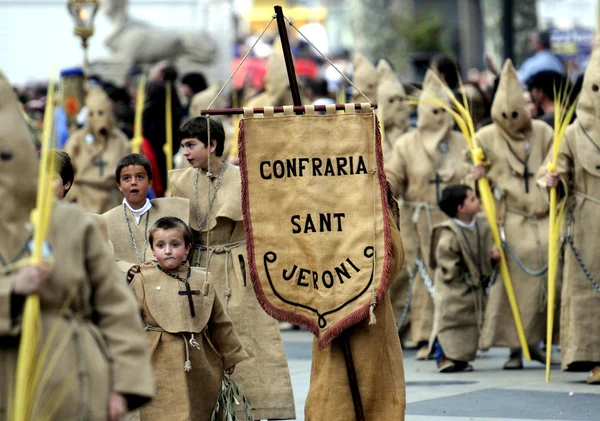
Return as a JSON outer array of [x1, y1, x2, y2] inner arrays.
[[239, 103, 392, 347]]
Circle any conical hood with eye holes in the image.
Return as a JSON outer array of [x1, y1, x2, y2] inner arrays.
[[86, 86, 114, 141], [576, 47, 600, 128], [376, 59, 410, 135], [417, 70, 453, 149], [491, 59, 532, 141], [352, 53, 378, 103], [0, 70, 38, 262]]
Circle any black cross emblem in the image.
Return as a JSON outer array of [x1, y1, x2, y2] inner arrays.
[[93, 156, 108, 176], [523, 164, 534, 194], [179, 282, 201, 317], [429, 172, 445, 204]]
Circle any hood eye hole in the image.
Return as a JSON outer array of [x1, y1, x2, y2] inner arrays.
[[593, 84, 599, 92], [0, 150, 13, 161], [502, 112, 508, 119], [89, 111, 94, 117], [440, 108, 446, 113], [98, 110, 104, 116], [512, 111, 519, 119], [433, 109, 439, 115]]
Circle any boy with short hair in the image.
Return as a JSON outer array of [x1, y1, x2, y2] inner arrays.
[[51, 149, 74, 199], [131, 216, 248, 420], [428, 184, 500, 372], [101, 153, 189, 281], [169, 117, 296, 420]]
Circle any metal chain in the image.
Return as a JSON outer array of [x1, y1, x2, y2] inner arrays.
[[416, 258, 435, 298], [194, 161, 228, 231], [566, 234, 600, 292], [484, 267, 500, 296], [123, 203, 150, 264], [396, 261, 418, 331], [502, 240, 548, 277]]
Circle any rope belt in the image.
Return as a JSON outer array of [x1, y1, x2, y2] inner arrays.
[[145, 325, 202, 371], [501, 209, 548, 278], [574, 190, 600, 206], [193, 240, 246, 312]]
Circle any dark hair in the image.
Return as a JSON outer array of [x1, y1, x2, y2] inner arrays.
[[532, 30, 552, 50], [431, 54, 462, 90], [54, 150, 74, 197], [149, 217, 193, 249], [526, 70, 569, 102], [439, 184, 473, 218], [178, 116, 225, 157], [181, 72, 208, 94], [115, 153, 153, 182]]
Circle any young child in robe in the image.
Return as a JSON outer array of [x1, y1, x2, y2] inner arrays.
[[130, 216, 248, 421], [101, 154, 188, 281], [429, 185, 500, 372]]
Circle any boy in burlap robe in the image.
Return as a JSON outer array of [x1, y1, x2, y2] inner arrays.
[[64, 86, 130, 213], [428, 185, 498, 372], [0, 70, 153, 420], [385, 70, 467, 359], [169, 117, 296, 420], [101, 154, 189, 280], [131, 217, 248, 420], [540, 46, 600, 384], [472, 59, 555, 369]]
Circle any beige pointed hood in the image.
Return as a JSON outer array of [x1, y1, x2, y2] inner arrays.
[[244, 39, 296, 107], [189, 83, 223, 117], [491, 59, 532, 141], [86, 86, 114, 140], [417, 70, 453, 150], [0, 71, 38, 259], [376, 59, 410, 134], [352, 53, 377, 103], [576, 47, 600, 125]]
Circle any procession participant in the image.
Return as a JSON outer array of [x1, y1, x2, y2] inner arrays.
[[169, 117, 296, 420], [0, 71, 154, 420], [101, 153, 188, 280], [385, 70, 467, 359], [472, 59, 554, 369], [131, 217, 248, 420], [50, 149, 74, 199], [63, 86, 130, 213], [429, 185, 498, 372], [376, 59, 411, 159], [539, 47, 600, 384]]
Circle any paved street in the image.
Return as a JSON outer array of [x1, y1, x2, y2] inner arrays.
[[279, 330, 600, 421]]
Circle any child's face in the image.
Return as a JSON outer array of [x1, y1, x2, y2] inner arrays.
[[151, 228, 191, 270], [52, 174, 70, 200], [459, 189, 481, 217], [118, 165, 151, 208], [181, 137, 215, 170]]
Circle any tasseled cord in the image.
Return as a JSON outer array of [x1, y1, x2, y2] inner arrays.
[[183, 333, 202, 371]]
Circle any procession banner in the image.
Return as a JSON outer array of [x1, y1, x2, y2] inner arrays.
[[238, 104, 392, 347]]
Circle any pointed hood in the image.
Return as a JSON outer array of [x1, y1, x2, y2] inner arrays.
[[189, 83, 223, 117], [491, 59, 532, 141], [376, 59, 410, 134], [417, 70, 453, 149], [576, 47, 600, 125], [352, 53, 378, 103], [0, 71, 38, 255], [86, 86, 114, 141]]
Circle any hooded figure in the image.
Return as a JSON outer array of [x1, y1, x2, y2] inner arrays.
[[385, 70, 466, 357], [0, 71, 154, 420], [537, 47, 600, 382], [475, 59, 554, 369], [352, 53, 378, 103], [64, 87, 130, 213], [376, 59, 411, 158]]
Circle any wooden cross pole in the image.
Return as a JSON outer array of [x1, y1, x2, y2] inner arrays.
[[273, 5, 365, 420]]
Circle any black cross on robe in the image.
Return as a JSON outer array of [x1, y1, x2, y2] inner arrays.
[[523, 164, 534, 194], [93, 156, 108, 176], [179, 282, 201, 317], [429, 172, 445, 204]]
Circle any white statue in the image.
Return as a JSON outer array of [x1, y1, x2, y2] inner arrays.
[[100, 0, 217, 67]]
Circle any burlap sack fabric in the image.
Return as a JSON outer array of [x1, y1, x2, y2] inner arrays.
[[536, 47, 600, 370], [476, 59, 553, 349], [239, 103, 393, 348]]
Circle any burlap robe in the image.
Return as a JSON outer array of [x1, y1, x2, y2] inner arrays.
[[476, 120, 553, 348], [428, 217, 494, 362], [130, 263, 247, 421], [0, 203, 154, 420], [64, 127, 130, 213], [538, 122, 600, 368], [169, 165, 296, 420], [385, 129, 466, 344], [304, 211, 406, 421], [102, 197, 190, 275]]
